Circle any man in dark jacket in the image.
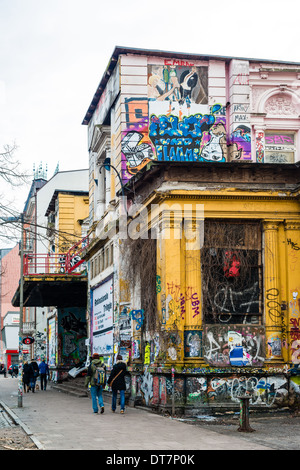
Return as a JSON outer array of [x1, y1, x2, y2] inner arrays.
[[107, 354, 127, 414]]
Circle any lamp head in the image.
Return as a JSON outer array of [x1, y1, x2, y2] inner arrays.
[[103, 157, 111, 171]]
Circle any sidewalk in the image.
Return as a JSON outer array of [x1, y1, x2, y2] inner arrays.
[[0, 378, 296, 451]]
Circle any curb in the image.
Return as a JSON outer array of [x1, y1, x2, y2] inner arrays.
[[0, 401, 44, 450]]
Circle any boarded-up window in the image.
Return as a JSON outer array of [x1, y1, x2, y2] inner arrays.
[[201, 221, 262, 324]]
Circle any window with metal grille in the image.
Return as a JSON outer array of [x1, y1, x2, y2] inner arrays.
[[201, 220, 262, 324]]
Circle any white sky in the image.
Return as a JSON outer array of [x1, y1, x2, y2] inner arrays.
[[0, 0, 300, 246]]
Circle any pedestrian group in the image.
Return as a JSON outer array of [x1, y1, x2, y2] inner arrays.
[[4, 353, 128, 414], [85, 353, 127, 415], [22, 358, 49, 392]]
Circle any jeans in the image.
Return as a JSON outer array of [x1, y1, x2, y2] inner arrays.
[[112, 389, 125, 411], [90, 385, 104, 413], [30, 377, 37, 391], [40, 373, 47, 390]]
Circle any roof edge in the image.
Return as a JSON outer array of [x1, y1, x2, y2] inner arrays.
[[82, 45, 300, 126]]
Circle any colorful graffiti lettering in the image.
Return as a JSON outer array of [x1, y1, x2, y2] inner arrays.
[[149, 105, 224, 163], [130, 309, 144, 330], [135, 372, 288, 408], [156, 275, 162, 293], [203, 325, 264, 367]]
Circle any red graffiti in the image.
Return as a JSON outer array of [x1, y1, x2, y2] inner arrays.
[[224, 251, 240, 278], [290, 318, 300, 341]]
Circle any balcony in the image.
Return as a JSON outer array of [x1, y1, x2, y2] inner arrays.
[[23, 236, 89, 277], [12, 236, 90, 309], [23, 322, 35, 334]]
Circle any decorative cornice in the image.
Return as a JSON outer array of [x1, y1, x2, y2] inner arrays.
[[262, 220, 282, 231], [152, 192, 296, 202], [284, 221, 300, 230]]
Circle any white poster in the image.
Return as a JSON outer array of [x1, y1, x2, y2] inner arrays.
[[92, 277, 113, 356], [48, 316, 56, 367]]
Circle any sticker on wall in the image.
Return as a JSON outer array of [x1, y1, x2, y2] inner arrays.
[[184, 330, 202, 357]]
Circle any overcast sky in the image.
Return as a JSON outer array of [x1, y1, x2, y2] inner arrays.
[[0, 0, 300, 246]]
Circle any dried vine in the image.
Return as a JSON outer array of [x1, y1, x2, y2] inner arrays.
[[121, 235, 158, 336]]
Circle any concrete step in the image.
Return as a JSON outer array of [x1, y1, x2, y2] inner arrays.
[[51, 377, 89, 398]]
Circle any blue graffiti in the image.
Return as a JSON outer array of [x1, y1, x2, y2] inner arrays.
[[130, 309, 144, 330], [149, 104, 225, 162]]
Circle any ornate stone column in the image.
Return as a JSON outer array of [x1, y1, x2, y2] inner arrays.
[[284, 220, 300, 364], [263, 220, 283, 362], [183, 218, 203, 362], [156, 210, 184, 364]]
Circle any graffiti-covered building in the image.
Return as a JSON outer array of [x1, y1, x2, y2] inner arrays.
[[82, 46, 300, 413]]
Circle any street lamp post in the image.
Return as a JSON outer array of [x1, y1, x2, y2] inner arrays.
[[0, 213, 24, 407], [18, 212, 24, 407], [99, 157, 127, 215]]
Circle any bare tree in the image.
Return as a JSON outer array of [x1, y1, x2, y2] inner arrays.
[[0, 143, 28, 186], [0, 143, 30, 244]]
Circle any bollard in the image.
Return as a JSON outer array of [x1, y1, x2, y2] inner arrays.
[[171, 367, 175, 417], [237, 396, 255, 432]]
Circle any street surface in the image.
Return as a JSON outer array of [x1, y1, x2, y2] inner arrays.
[[0, 377, 299, 452]]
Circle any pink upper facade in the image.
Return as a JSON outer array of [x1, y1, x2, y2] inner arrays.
[[1, 244, 20, 318]]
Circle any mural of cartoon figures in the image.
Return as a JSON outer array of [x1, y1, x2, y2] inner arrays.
[[121, 131, 155, 173], [230, 125, 251, 161], [179, 67, 198, 105], [201, 123, 227, 162], [229, 143, 243, 160], [148, 74, 166, 99], [148, 64, 208, 105]]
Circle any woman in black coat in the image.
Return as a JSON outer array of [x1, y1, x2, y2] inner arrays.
[[23, 361, 34, 392], [107, 355, 127, 413]]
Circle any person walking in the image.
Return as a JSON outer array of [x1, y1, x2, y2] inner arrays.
[[23, 361, 33, 393], [39, 359, 49, 390], [30, 359, 39, 392], [11, 364, 18, 378], [107, 354, 127, 414], [85, 353, 106, 414]]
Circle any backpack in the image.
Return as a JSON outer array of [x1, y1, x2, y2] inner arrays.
[[93, 364, 106, 386]]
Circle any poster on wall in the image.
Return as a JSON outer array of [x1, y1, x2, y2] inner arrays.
[[92, 276, 113, 356], [58, 308, 87, 368], [48, 316, 56, 367]]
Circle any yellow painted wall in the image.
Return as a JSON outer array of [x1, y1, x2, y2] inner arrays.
[[151, 189, 300, 368], [57, 193, 89, 252]]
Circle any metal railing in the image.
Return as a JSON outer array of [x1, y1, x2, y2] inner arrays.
[[23, 321, 35, 333], [65, 235, 89, 274], [23, 236, 89, 276]]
